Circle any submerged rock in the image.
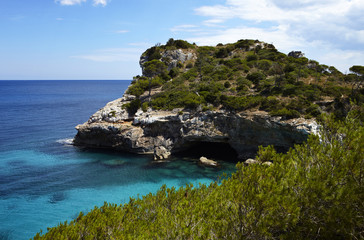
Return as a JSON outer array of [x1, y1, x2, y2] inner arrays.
[[102, 159, 125, 167]]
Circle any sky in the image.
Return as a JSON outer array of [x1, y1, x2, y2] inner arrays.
[[0, 0, 363, 80]]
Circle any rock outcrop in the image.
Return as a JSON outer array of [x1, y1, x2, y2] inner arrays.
[[154, 146, 171, 161], [288, 51, 305, 58], [199, 157, 219, 167], [139, 48, 197, 72], [74, 91, 319, 160]]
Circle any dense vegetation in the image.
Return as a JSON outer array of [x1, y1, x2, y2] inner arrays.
[[126, 39, 363, 120], [33, 39, 364, 239], [34, 112, 363, 239]]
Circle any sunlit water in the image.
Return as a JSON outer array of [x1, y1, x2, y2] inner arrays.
[[0, 81, 236, 240]]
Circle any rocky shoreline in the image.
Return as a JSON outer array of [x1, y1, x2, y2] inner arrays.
[[73, 90, 319, 161]]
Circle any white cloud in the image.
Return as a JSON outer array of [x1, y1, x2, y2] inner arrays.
[[170, 25, 199, 33], [92, 0, 108, 6], [55, 0, 86, 6], [319, 49, 364, 73], [55, 0, 109, 6], [115, 30, 129, 34], [187, 0, 364, 72], [71, 48, 143, 62]]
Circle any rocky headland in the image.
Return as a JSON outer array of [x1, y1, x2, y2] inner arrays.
[[72, 39, 342, 162], [74, 90, 318, 161]]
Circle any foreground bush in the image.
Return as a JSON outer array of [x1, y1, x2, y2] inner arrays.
[[34, 113, 363, 239]]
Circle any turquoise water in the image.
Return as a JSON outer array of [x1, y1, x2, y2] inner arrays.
[[0, 81, 236, 239]]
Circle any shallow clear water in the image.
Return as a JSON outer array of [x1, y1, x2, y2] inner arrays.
[[0, 80, 236, 240]]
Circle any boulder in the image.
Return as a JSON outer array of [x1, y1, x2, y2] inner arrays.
[[262, 161, 273, 166], [199, 156, 219, 167], [244, 158, 259, 166], [154, 146, 171, 161]]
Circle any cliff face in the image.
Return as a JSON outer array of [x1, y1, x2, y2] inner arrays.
[[74, 91, 318, 160], [73, 41, 323, 160], [140, 48, 197, 72]]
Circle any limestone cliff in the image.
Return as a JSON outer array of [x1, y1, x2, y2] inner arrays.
[[74, 89, 318, 160]]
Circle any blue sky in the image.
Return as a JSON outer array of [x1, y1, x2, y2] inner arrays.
[[0, 0, 363, 80]]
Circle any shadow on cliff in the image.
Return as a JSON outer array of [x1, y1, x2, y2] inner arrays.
[[173, 141, 239, 162]]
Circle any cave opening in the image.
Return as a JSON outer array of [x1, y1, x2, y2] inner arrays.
[[174, 141, 239, 162]]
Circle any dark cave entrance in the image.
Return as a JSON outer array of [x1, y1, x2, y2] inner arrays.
[[174, 141, 239, 162]]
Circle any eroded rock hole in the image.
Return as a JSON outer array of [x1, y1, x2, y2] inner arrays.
[[175, 141, 239, 162]]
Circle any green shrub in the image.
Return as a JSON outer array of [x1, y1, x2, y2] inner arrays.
[[199, 91, 218, 105], [222, 58, 242, 68], [202, 105, 214, 111], [186, 62, 194, 68], [256, 145, 276, 162], [150, 91, 202, 110], [284, 64, 296, 73], [257, 48, 281, 61], [286, 98, 307, 112], [182, 92, 202, 109], [109, 110, 116, 117], [282, 84, 297, 96], [144, 46, 161, 61], [141, 102, 149, 112], [179, 68, 198, 82], [34, 114, 364, 240], [224, 81, 231, 88], [246, 72, 266, 84], [257, 59, 272, 71], [124, 98, 141, 115], [270, 108, 300, 119], [303, 89, 321, 101], [211, 65, 231, 81], [215, 47, 229, 58], [305, 104, 321, 118], [200, 63, 214, 76], [169, 67, 179, 78], [246, 54, 258, 62], [323, 84, 350, 98], [127, 79, 149, 97], [344, 74, 357, 82], [175, 39, 194, 49], [260, 96, 280, 111], [165, 38, 195, 49], [234, 39, 255, 50], [143, 59, 168, 78]]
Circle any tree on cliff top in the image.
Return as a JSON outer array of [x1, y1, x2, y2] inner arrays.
[[142, 60, 168, 102], [143, 59, 167, 78], [350, 65, 364, 86]]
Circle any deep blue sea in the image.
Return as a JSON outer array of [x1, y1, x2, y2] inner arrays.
[[0, 80, 236, 240]]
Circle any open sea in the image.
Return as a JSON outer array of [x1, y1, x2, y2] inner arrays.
[[0, 80, 236, 240]]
